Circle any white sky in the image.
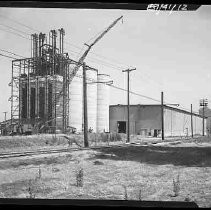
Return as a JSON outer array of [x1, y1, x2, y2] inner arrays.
[[0, 6, 211, 121]]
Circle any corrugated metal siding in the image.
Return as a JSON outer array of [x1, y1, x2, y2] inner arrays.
[[164, 107, 204, 136], [193, 115, 204, 135], [109, 105, 161, 134], [137, 106, 161, 133], [110, 105, 206, 137]]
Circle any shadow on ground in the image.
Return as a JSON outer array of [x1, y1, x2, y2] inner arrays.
[[92, 145, 211, 167], [0, 154, 73, 170], [0, 177, 59, 197]]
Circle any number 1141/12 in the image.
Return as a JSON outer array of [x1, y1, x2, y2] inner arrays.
[[147, 4, 188, 15]]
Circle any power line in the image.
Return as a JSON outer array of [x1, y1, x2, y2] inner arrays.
[[110, 84, 162, 103], [0, 49, 26, 58], [1, 14, 129, 70], [61, 41, 165, 91], [74, 73, 162, 103], [65, 46, 132, 72], [65, 39, 131, 69], [73, 71, 160, 102], [0, 22, 125, 70], [76, 45, 86, 60], [81, 72, 201, 115], [0, 53, 17, 60], [80, 73, 200, 114], [0, 23, 31, 36], [0, 48, 181, 109], [1, 14, 202, 103], [64, 41, 84, 51], [1, 17, 130, 74], [0, 36, 194, 113], [1, 48, 200, 115], [0, 18, 201, 114], [0, 14, 40, 33], [85, 56, 123, 71], [65, 42, 165, 91], [0, 28, 31, 40], [65, 46, 123, 71], [66, 48, 127, 75], [170, 104, 199, 116], [135, 70, 163, 90]]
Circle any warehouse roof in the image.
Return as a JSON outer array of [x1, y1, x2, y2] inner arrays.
[[109, 104, 206, 119]]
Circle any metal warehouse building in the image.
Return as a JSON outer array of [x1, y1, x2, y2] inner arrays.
[[109, 104, 206, 137]]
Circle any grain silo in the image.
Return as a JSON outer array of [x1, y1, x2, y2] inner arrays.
[[86, 68, 98, 132], [69, 65, 83, 132], [68, 65, 112, 133], [96, 74, 110, 133]]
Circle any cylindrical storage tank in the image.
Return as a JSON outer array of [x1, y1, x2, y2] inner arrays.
[[69, 65, 83, 132], [97, 74, 110, 133], [86, 68, 98, 132]]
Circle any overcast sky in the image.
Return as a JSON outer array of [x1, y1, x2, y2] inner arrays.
[[0, 5, 211, 121]]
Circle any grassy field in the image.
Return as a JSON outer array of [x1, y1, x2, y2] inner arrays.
[[0, 133, 126, 153], [0, 136, 211, 207]]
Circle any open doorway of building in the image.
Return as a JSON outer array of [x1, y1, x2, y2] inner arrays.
[[153, 129, 161, 137], [153, 129, 158, 137], [117, 121, 126, 133]]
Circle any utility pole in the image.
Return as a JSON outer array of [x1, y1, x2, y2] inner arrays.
[[191, 104, 193, 138], [161, 92, 164, 140], [200, 99, 208, 136], [83, 63, 89, 147], [3, 112, 7, 122], [122, 68, 136, 143]]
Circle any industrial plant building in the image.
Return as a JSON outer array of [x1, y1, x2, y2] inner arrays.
[[5, 25, 207, 138], [9, 28, 111, 134], [109, 104, 206, 137]]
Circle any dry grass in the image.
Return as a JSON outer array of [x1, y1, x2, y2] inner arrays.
[[0, 134, 69, 153], [0, 137, 211, 207], [0, 132, 125, 153]]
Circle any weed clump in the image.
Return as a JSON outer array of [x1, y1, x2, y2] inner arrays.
[[38, 166, 42, 179], [110, 133, 122, 142], [75, 160, 84, 187], [123, 185, 128, 200], [76, 168, 84, 187], [27, 180, 36, 199], [138, 189, 142, 200], [172, 174, 180, 197]]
